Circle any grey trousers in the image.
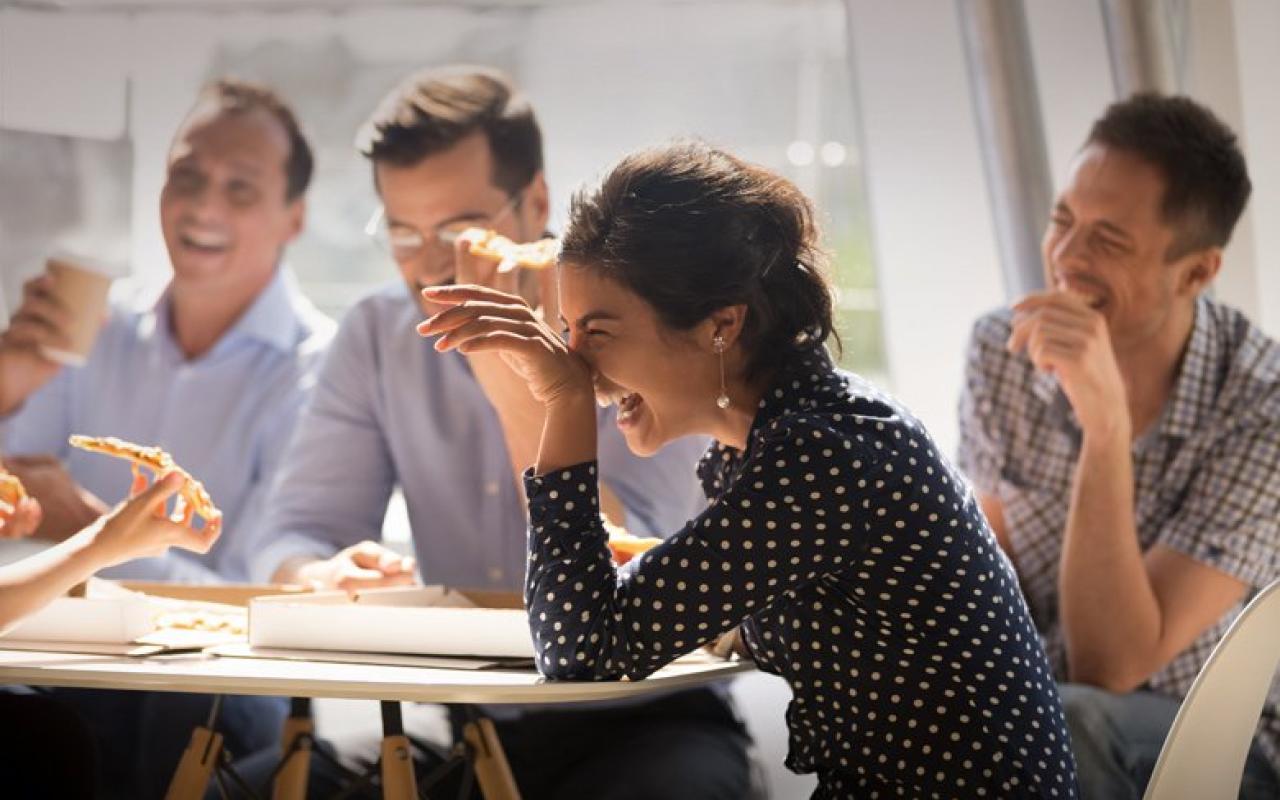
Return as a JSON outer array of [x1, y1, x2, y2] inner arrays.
[[1060, 682, 1279, 800]]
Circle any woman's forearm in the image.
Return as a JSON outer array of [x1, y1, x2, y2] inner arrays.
[[535, 390, 598, 475], [0, 526, 107, 632]]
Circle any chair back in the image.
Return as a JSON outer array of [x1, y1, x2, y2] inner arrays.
[[1144, 579, 1280, 800]]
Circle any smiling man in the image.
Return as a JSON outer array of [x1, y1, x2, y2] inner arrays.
[[0, 79, 333, 579], [958, 93, 1280, 799], [0, 78, 334, 797], [243, 66, 750, 799]]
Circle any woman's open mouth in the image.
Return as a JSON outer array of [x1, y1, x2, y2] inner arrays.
[[596, 385, 646, 429], [616, 392, 644, 427]]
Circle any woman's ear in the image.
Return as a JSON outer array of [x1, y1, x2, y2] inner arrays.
[[704, 305, 749, 351]]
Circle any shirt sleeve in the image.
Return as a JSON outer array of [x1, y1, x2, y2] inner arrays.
[[245, 309, 396, 584], [956, 315, 1010, 495], [1156, 416, 1280, 589], [596, 411, 708, 537], [0, 367, 74, 458], [100, 550, 223, 583], [524, 416, 887, 682]]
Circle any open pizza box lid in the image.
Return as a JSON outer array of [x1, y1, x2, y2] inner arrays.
[[248, 585, 534, 659]]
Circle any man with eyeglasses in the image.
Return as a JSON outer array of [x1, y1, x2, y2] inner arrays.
[[0, 79, 333, 797], [243, 66, 752, 799]]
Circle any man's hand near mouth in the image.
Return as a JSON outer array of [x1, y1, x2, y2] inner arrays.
[[1007, 289, 1130, 444]]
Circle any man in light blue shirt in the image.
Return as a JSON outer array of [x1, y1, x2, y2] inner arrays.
[[0, 79, 333, 798], [244, 66, 749, 800], [1, 268, 330, 583], [250, 281, 700, 589], [1, 81, 333, 584]]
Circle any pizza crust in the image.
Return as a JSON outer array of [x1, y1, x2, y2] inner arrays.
[[68, 435, 222, 526], [0, 471, 27, 506], [603, 521, 662, 565], [459, 228, 560, 271]]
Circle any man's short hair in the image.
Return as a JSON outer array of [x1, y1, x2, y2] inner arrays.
[[356, 65, 543, 195], [1086, 93, 1251, 260], [192, 78, 314, 202]]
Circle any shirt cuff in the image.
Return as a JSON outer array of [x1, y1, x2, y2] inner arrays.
[[524, 461, 604, 534], [248, 532, 343, 585]]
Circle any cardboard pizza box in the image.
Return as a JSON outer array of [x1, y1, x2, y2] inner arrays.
[[248, 585, 534, 659]]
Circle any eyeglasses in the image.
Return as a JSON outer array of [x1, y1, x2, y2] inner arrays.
[[364, 191, 524, 265]]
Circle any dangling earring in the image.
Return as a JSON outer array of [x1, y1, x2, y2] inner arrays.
[[714, 334, 730, 410]]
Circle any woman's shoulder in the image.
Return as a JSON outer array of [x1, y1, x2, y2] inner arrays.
[[752, 358, 941, 472]]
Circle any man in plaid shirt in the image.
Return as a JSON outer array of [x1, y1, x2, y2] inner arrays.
[[958, 93, 1280, 799]]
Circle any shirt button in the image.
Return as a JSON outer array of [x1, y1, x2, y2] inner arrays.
[[484, 481, 500, 496], [488, 567, 504, 582]]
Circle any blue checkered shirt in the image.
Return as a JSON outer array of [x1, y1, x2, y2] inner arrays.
[[957, 296, 1280, 771]]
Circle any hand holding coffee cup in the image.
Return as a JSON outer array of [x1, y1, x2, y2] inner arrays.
[[0, 256, 112, 415], [33, 256, 112, 367]]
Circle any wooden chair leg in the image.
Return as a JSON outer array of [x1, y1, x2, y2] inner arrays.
[[272, 698, 314, 800], [164, 726, 223, 800], [380, 701, 419, 800], [463, 717, 522, 800]]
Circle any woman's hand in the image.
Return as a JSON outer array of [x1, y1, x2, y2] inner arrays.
[[417, 284, 593, 406], [88, 472, 220, 567], [0, 496, 42, 539]]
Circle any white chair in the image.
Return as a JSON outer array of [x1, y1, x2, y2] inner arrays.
[[1144, 578, 1280, 800]]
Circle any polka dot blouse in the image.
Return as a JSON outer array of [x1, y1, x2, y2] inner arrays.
[[524, 346, 1079, 799]]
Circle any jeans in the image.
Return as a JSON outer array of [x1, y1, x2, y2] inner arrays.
[[1061, 683, 1280, 800]]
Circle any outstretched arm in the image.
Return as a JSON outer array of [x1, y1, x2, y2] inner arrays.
[[0, 473, 218, 631]]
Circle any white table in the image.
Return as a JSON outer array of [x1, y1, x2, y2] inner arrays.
[[0, 647, 750, 799]]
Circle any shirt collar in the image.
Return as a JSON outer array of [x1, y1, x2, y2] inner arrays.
[[748, 343, 839, 438], [1158, 296, 1218, 439], [146, 268, 302, 358], [697, 342, 842, 494]]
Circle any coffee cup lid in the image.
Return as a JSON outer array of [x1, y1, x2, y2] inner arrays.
[[47, 248, 122, 279]]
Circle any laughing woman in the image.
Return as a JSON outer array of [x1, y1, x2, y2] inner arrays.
[[418, 142, 1078, 799]]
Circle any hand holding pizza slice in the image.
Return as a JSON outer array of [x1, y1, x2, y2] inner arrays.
[[68, 435, 222, 535], [456, 228, 560, 273]]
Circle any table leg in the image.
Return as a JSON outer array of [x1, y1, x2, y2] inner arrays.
[[463, 717, 521, 800], [380, 700, 419, 800], [272, 697, 313, 800]]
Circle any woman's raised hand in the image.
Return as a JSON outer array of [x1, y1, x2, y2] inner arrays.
[[417, 284, 592, 406]]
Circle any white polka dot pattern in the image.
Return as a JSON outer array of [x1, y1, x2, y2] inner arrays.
[[524, 348, 1079, 798]]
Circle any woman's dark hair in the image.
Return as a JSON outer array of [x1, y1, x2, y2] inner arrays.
[[561, 141, 837, 382], [1086, 93, 1251, 260]]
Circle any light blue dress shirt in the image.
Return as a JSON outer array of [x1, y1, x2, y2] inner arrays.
[[0, 268, 335, 582], [250, 283, 710, 590]]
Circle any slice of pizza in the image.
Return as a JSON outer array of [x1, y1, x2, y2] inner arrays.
[[458, 228, 560, 271], [0, 470, 27, 506], [68, 435, 221, 528], [603, 520, 662, 566]]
